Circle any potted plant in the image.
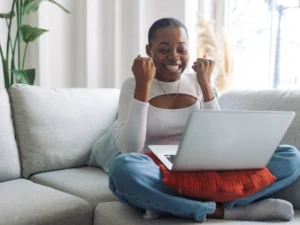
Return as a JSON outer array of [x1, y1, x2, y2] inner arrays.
[[0, 0, 70, 89]]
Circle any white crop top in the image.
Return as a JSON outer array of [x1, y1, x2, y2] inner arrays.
[[115, 72, 220, 153]]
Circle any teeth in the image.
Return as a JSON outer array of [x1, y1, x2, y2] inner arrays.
[[166, 65, 179, 71]]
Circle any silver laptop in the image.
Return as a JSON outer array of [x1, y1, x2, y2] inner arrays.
[[148, 110, 295, 171]]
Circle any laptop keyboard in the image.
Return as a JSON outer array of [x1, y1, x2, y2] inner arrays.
[[164, 154, 175, 163]]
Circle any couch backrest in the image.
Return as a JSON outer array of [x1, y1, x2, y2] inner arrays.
[[0, 89, 21, 182], [10, 84, 120, 178], [218, 89, 300, 150]]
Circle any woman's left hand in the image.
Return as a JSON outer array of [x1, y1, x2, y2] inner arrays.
[[192, 55, 215, 102], [192, 55, 215, 88]]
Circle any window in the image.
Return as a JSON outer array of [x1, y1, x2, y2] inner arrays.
[[230, 0, 300, 89]]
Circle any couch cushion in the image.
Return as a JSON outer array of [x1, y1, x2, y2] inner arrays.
[[218, 90, 300, 150], [0, 179, 93, 225], [270, 176, 300, 209], [30, 167, 116, 207], [9, 84, 120, 178], [0, 89, 21, 182], [94, 201, 300, 225]]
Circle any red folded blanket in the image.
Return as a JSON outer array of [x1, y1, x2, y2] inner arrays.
[[145, 151, 277, 202]]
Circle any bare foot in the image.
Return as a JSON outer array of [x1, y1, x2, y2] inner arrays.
[[207, 203, 224, 219]]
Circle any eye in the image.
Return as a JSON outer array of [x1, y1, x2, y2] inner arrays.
[[159, 48, 169, 54], [178, 47, 187, 54]]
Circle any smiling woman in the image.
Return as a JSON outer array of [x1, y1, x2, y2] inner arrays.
[[131, 18, 216, 105], [107, 17, 300, 223], [146, 18, 189, 82], [109, 17, 223, 221]]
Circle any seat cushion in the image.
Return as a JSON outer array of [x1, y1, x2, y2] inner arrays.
[[9, 84, 120, 178], [0, 179, 93, 225], [270, 176, 300, 209], [30, 167, 116, 207], [218, 89, 300, 150], [0, 89, 21, 182], [94, 201, 300, 225]]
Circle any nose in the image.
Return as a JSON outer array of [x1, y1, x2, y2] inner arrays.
[[168, 50, 180, 62]]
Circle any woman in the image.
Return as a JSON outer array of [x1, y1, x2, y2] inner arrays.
[[109, 18, 300, 222]]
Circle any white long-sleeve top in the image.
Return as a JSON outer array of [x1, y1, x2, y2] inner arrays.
[[115, 73, 220, 154]]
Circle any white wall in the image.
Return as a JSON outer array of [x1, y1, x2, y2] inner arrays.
[[1, 0, 199, 88]]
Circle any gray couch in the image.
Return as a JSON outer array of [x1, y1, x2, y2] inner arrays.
[[1, 84, 300, 225]]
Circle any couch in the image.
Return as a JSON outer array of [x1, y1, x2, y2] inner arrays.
[[1, 84, 300, 225]]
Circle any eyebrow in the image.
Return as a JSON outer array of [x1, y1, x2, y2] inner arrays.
[[158, 41, 186, 46]]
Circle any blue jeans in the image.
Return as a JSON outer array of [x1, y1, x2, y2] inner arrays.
[[109, 145, 300, 222]]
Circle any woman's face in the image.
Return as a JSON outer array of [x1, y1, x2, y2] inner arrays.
[[146, 27, 189, 82]]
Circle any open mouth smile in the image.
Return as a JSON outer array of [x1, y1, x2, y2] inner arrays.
[[165, 65, 181, 72]]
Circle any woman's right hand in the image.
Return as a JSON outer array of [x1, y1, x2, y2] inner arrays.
[[132, 55, 156, 87]]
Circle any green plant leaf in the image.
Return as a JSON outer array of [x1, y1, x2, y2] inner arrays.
[[23, 0, 41, 15], [23, 0, 70, 15], [19, 25, 48, 43], [0, 11, 15, 19], [13, 69, 35, 85], [47, 0, 70, 14]]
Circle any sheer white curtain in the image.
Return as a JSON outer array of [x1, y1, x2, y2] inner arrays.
[[1, 0, 199, 88], [198, 0, 230, 53], [197, 0, 234, 93], [28, 0, 142, 88]]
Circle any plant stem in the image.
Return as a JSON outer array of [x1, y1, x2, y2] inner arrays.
[[10, 59, 15, 85], [16, 0, 21, 70], [20, 0, 24, 69], [6, 0, 16, 66], [10, 30, 19, 85], [0, 44, 9, 88], [20, 0, 23, 23], [12, 29, 19, 63], [0, 45, 4, 67], [4, 0, 16, 88], [5, 17, 15, 86], [22, 43, 28, 69], [5, 19, 14, 53]]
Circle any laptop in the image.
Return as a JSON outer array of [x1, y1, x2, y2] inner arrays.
[[148, 110, 295, 171]]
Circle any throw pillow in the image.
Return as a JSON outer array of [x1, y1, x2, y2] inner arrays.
[[145, 151, 277, 202]]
